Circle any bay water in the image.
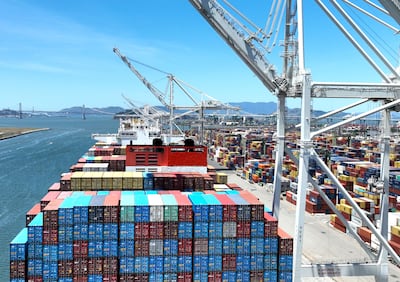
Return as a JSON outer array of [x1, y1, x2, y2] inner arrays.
[[0, 115, 118, 280]]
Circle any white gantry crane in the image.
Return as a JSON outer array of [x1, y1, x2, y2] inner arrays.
[[113, 47, 240, 145], [188, 0, 400, 281]]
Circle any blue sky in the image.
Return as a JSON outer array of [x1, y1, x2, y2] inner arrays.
[[1, 1, 399, 112]]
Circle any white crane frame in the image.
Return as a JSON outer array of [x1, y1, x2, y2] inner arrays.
[[188, 0, 400, 280]]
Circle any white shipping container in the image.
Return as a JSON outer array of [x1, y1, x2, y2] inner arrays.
[[149, 239, 164, 256], [148, 194, 164, 222], [223, 222, 237, 238]]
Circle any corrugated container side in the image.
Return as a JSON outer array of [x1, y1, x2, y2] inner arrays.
[[26, 203, 41, 227]]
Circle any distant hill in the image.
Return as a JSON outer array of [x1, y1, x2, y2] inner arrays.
[[229, 102, 277, 115], [58, 103, 337, 117], [0, 108, 19, 116]]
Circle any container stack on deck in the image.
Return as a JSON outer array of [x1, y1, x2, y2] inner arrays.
[[10, 190, 293, 281], [10, 142, 294, 281]]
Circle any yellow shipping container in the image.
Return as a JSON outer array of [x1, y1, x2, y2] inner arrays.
[[112, 171, 124, 190], [71, 171, 85, 190], [391, 225, 400, 237], [132, 172, 144, 189], [91, 172, 103, 190], [338, 174, 349, 181], [342, 204, 353, 215], [122, 171, 134, 189], [102, 172, 114, 190], [216, 172, 228, 184], [94, 156, 103, 163], [354, 198, 366, 210], [81, 172, 93, 190]]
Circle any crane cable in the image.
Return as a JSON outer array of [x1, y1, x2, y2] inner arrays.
[[343, 0, 399, 64]]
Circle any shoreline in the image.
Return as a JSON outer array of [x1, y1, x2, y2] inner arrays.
[[0, 128, 50, 141]]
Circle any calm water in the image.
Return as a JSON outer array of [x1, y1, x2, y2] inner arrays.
[[0, 115, 118, 280]]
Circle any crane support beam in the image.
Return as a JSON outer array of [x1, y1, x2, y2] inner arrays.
[[301, 263, 386, 277], [284, 146, 377, 261], [188, 0, 284, 94], [378, 0, 400, 25], [311, 99, 400, 138], [312, 82, 400, 99]]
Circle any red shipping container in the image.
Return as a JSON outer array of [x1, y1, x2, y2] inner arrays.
[[193, 238, 208, 255], [42, 228, 58, 245], [103, 275, 118, 282], [175, 195, 193, 221], [239, 191, 264, 220], [88, 258, 103, 275], [9, 260, 26, 279], [213, 194, 237, 221], [58, 260, 73, 277], [163, 222, 178, 239], [103, 257, 118, 274], [208, 271, 222, 281], [103, 205, 119, 223], [264, 212, 278, 237], [134, 222, 150, 239], [134, 239, 150, 256], [133, 274, 149, 280], [341, 211, 351, 221], [48, 182, 61, 191], [357, 226, 372, 243], [60, 173, 72, 191], [104, 194, 120, 223], [73, 258, 88, 276], [250, 271, 264, 281], [222, 254, 236, 270], [149, 222, 164, 239], [391, 232, 400, 245], [41, 191, 61, 210], [389, 240, 400, 255], [178, 238, 193, 255], [178, 272, 193, 282], [278, 227, 293, 255], [73, 241, 88, 257], [72, 276, 88, 282], [236, 221, 251, 237], [43, 199, 63, 227], [332, 221, 346, 233], [119, 274, 135, 282], [27, 278, 43, 282], [26, 203, 41, 226]]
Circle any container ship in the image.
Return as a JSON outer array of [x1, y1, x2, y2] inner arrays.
[[9, 123, 294, 281]]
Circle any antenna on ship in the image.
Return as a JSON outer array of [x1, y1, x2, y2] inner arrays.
[[82, 104, 86, 120]]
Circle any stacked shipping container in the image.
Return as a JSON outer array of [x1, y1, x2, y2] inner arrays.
[[11, 190, 293, 281]]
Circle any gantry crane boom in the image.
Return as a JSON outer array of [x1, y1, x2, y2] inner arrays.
[[378, 0, 400, 25], [113, 48, 171, 109], [188, 0, 288, 94], [188, 1, 400, 281], [114, 47, 240, 144]]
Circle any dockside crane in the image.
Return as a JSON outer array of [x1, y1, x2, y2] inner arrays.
[[113, 47, 240, 144], [188, 0, 400, 280]]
